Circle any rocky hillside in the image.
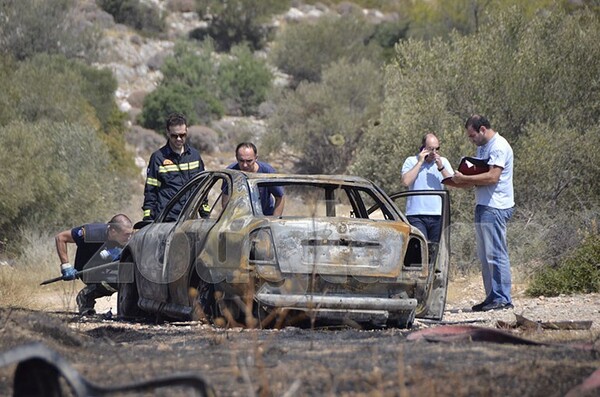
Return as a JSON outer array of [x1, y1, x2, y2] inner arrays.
[[82, 0, 397, 172]]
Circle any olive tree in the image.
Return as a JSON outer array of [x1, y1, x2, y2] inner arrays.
[[0, 121, 130, 251], [265, 58, 383, 174], [0, 0, 100, 62], [269, 13, 383, 84], [350, 6, 600, 282]]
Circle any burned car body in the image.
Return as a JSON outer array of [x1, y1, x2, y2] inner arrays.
[[118, 170, 450, 328]]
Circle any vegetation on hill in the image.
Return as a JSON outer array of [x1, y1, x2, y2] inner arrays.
[[0, 0, 135, 254], [193, 0, 290, 51], [139, 40, 272, 131], [0, 0, 598, 295]]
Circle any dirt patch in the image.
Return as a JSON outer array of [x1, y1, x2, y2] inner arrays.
[[1, 286, 599, 396]]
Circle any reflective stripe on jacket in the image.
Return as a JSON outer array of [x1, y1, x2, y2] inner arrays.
[[142, 143, 204, 220]]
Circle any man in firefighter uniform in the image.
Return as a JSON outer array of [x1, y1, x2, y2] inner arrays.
[[143, 112, 205, 221]]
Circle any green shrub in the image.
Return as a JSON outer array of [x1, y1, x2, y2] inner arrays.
[[139, 41, 225, 129], [0, 53, 135, 180], [0, 121, 131, 253], [265, 58, 383, 174], [98, 0, 165, 36], [140, 39, 271, 125], [371, 20, 409, 60], [349, 7, 600, 276], [352, 7, 600, 196], [526, 235, 600, 296], [0, 0, 100, 62], [140, 82, 224, 131], [194, 0, 290, 51], [515, 121, 600, 214], [269, 13, 383, 83], [217, 44, 272, 116], [10, 54, 103, 127], [161, 41, 219, 89]]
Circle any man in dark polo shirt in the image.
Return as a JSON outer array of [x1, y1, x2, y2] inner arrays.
[[222, 142, 284, 216], [55, 214, 133, 315]]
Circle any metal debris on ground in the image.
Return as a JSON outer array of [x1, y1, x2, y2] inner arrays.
[[0, 343, 215, 397]]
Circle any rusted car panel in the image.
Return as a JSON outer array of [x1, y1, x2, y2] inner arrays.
[[269, 219, 408, 277], [118, 170, 450, 328]]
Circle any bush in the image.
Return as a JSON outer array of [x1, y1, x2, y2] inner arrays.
[[187, 125, 219, 154], [217, 45, 273, 116], [265, 58, 383, 174], [352, 7, 600, 200], [0, 0, 100, 62], [194, 0, 290, 51], [140, 39, 273, 126], [526, 235, 600, 296], [2, 54, 123, 129], [0, 121, 131, 253], [8, 54, 102, 127], [139, 82, 224, 131], [515, 121, 600, 213], [269, 13, 383, 84], [371, 20, 410, 60], [349, 7, 600, 277], [0, 54, 135, 178], [98, 0, 166, 36], [139, 41, 225, 130]]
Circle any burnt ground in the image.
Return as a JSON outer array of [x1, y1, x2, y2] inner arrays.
[[0, 304, 599, 397]]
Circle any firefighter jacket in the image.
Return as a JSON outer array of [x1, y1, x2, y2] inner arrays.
[[143, 143, 204, 221]]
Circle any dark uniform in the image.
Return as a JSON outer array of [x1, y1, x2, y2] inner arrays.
[[71, 223, 122, 315], [143, 143, 204, 221]]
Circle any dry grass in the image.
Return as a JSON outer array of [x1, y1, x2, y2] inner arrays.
[[0, 228, 81, 312]]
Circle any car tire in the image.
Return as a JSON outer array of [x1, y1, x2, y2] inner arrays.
[[190, 282, 217, 322], [117, 281, 144, 319]]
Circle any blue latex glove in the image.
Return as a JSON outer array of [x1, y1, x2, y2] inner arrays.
[[99, 247, 123, 261], [60, 263, 77, 280]]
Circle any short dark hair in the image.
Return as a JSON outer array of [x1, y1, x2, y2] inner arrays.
[[165, 112, 187, 131], [108, 214, 132, 232], [235, 142, 257, 157], [465, 114, 491, 132]]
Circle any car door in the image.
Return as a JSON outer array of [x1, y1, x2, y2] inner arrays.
[[162, 173, 233, 307], [133, 173, 211, 304], [388, 190, 451, 320]]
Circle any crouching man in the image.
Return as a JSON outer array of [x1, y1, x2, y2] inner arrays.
[[55, 214, 133, 315]]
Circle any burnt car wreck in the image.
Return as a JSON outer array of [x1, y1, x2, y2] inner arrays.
[[118, 170, 450, 329]]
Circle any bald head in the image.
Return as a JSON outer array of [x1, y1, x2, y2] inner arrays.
[[108, 214, 133, 246]]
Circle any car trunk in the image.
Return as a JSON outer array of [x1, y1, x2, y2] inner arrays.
[[268, 218, 409, 279]]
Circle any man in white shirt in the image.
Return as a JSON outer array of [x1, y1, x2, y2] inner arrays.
[[452, 115, 515, 312], [401, 132, 453, 244]]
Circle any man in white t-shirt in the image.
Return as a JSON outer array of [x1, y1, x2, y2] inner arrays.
[[452, 115, 515, 312], [401, 132, 453, 244]]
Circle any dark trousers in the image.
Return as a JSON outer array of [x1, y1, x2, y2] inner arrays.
[[407, 215, 442, 263], [76, 283, 116, 314], [407, 215, 442, 243]]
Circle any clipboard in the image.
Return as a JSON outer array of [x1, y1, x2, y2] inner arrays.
[[457, 156, 489, 175], [442, 157, 489, 185]]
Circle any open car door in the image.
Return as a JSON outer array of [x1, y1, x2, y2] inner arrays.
[[388, 190, 451, 320]]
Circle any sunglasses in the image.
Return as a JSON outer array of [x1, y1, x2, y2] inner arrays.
[[169, 133, 187, 139]]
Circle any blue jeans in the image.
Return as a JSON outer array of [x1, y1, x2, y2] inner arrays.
[[474, 205, 514, 305], [406, 215, 442, 243]]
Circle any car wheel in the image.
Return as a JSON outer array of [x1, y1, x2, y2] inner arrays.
[[117, 281, 144, 319], [190, 282, 217, 322]]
